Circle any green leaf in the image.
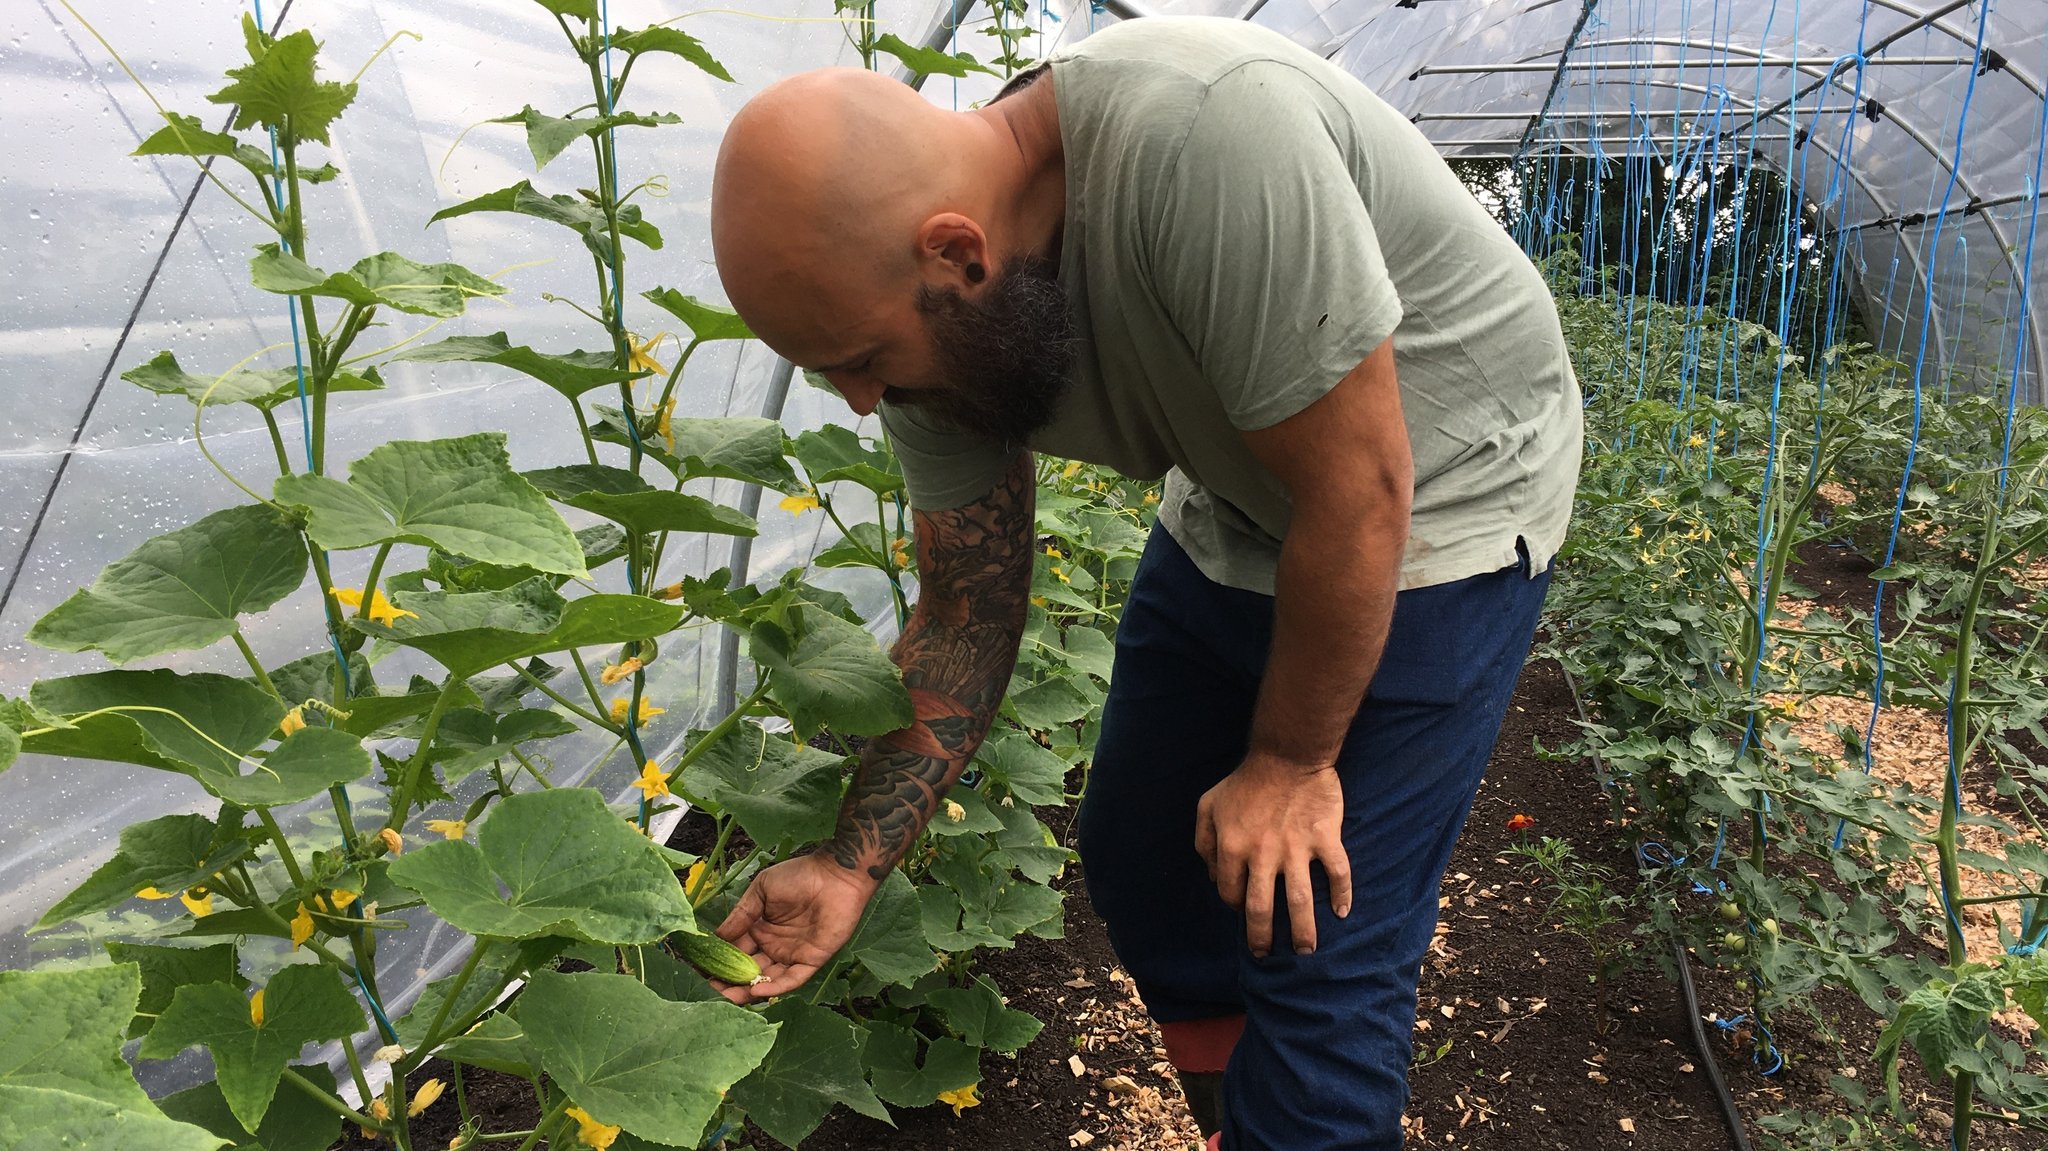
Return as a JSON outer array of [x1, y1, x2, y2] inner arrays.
[[845, 869, 934, 987], [608, 27, 734, 82], [430, 707, 577, 779], [534, 0, 596, 16], [385, 789, 692, 944], [353, 578, 684, 678], [37, 814, 253, 931], [815, 522, 892, 570], [679, 722, 845, 849], [861, 1021, 979, 1108], [792, 425, 904, 495], [27, 505, 307, 664], [250, 246, 505, 318], [872, 33, 994, 78], [0, 964, 151, 1109], [26, 669, 282, 781], [391, 332, 648, 400], [490, 106, 681, 170], [208, 22, 356, 145], [275, 432, 586, 575], [927, 975, 1042, 1054], [141, 965, 363, 1131], [642, 288, 753, 342], [661, 416, 799, 489], [1059, 626, 1116, 684], [122, 349, 383, 410], [430, 1013, 538, 1077], [105, 942, 244, 1039], [516, 970, 778, 1143], [974, 728, 1069, 806], [728, 1000, 888, 1146], [213, 726, 372, 806], [1007, 677, 1090, 731], [0, 1085, 229, 1151], [157, 1064, 339, 1151], [750, 604, 913, 738], [430, 182, 662, 259], [524, 464, 758, 538], [133, 111, 237, 159]]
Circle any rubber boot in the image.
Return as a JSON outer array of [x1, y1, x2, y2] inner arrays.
[[1178, 1070, 1223, 1140]]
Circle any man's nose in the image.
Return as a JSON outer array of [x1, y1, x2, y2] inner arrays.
[[830, 375, 886, 416]]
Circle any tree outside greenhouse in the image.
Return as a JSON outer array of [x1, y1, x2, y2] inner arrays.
[[1, 2, 2045, 1151]]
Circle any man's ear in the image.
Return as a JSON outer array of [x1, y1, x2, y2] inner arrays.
[[917, 212, 990, 287]]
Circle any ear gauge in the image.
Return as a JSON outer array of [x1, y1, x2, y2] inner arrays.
[[966, 262, 987, 284]]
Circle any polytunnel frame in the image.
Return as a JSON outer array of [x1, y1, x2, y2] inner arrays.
[[1387, 1, 2045, 400]]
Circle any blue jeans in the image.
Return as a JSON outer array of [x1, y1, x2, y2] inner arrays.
[[1077, 527, 1550, 1150]]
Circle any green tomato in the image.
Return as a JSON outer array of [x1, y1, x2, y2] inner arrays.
[[1718, 901, 1743, 922], [1761, 918, 1780, 937], [1722, 931, 1747, 953]]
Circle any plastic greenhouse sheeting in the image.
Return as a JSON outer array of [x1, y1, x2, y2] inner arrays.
[[1, 0, 2042, 1090]]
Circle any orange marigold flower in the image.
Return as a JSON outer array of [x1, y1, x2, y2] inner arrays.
[[1506, 813, 1536, 832]]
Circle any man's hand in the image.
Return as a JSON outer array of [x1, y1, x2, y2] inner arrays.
[[712, 855, 880, 1003], [1194, 755, 1353, 958]]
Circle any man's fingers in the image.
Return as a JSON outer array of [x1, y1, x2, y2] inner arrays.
[[1319, 836, 1355, 920], [1212, 848, 1245, 910], [1285, 860, 1319, 954], [1193, 800, 1216, 869], [1243, 865, 1277, 959], [752, 961, 818, 1000]]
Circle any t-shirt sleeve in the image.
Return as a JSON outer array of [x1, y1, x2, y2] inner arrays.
[[1151, 62, 1404, 432], [877, 400, 1017, 511]]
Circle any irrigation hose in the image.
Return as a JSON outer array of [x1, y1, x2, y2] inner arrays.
[[1552, 657, 1753, 1151]]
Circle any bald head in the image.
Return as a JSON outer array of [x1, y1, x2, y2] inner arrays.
[[712, 69, 972, 363], [710, 66, 1076, 441]]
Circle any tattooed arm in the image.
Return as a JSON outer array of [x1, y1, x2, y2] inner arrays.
[[829, 449, 1037, 879], [714, 451, 1035, 1001]]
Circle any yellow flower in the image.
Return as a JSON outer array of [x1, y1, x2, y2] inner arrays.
[[608, 697, 666, 725], [651, 582, 685, 601], [379, 828, 405, 856], [1030, 595, 1048, 607], [632, 759, 671, 801], [327, 888, 359, 911], [425, 819, 468, 840], [893, 545, 912, 569], [330, 586, 417, 626], [1143, 490, 1159, 505], [1646, 495, 1665, 509], [1702, 527, 1712, 542], [1044, 545, 1062, 558], [1051, 565, 1069, 584], [684, 860, 708, 896], [943, 799, 966, 823], [779, 492, 821, 515], [180, 889, 214, 918], [627, 331, 670, 378], [656, 395, 676, 452], [362, 1097, 390, 1139], [137, 886, 176, 900], [600, 657, 644, 686], [1628, 524, 1642, 538], [279, 706, 306, 737], [1062, 460, 1083, 479], [373, 1044, 405, 1064], [566, 1105, 620, 1150], [938, 1083, 980, 1116], [409, 1079, 445, 1117], [290, 903, 315, 950], [249, 989, 266, 1028]]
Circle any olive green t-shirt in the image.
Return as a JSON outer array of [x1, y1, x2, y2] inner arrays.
[[880, 17, 1583, 594]]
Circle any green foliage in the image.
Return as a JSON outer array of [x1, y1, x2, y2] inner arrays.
[[141, 964, 362, 1131]]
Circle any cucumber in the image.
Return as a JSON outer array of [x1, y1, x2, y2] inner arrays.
[[673, 931, 765, 985]]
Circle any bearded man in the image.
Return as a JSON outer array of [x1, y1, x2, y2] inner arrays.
[[707, 15, 1582, 1149]]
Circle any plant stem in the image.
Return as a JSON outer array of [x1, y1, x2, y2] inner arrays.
[[282, 1066, 387, 1130], [510, 661, 609, 729], [692, 818, 738, 899], [409, 941, 496, 1066], [513, 1096, 573, 1151], [262, 409, 295, 475], [386, 678, 466, 831], [256, 807, 308, 891], [235, 630, 284, 702], [508, 746, 558, 789], [340, 1035, 377, 1125], [569, 650, 611, 717], [354, 542, 395, 624], [663, 681, 771, 789]]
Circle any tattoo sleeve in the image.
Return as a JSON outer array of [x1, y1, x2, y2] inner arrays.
[[827, 451, 1036, 881]]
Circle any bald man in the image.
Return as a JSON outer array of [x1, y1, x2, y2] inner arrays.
[[709, 16, 1580, 1150]]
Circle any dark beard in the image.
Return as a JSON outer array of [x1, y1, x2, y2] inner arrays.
[[889, 255, 1076, 448]]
